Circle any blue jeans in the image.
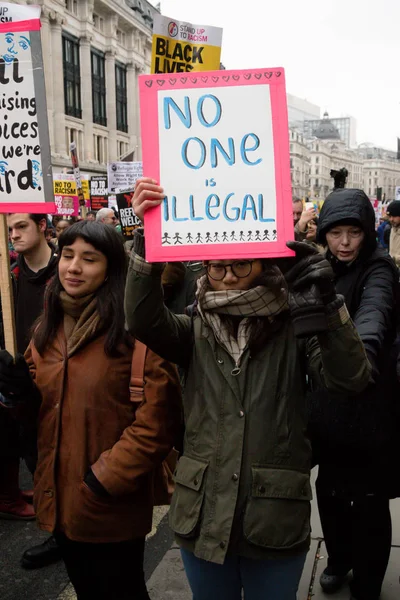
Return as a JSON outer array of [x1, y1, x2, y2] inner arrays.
[[181, 548, 307, 600]]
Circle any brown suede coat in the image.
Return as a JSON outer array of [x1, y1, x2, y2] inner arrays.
[[26, 328, 182, 543]]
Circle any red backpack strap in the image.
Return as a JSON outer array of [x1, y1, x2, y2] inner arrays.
[[129, 340, 147, 401]]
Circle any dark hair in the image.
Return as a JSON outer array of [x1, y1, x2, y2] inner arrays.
[[87, 210, 97, 218], [33, 221, 130, 357], [29, 214, 47, 226]]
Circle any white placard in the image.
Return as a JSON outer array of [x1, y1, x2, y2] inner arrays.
[[157, 85, 277, 244], [108, 161, 143, 193]]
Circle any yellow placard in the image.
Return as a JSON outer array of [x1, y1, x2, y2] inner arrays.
[[53, 178, 90, 201], [53, 180, 76, 196], [151, 15, 222, 74], [151, 35, 221, 73]]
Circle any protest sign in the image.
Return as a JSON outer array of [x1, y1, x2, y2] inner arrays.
[[0, 2, 53, 213], [70, 142, 85, 208], [116, 190, 141, 240], [90, 175, 108, 211], [53, 172, 90, 202], [151, 14, 222, 74], [108, 161, 143, 193], [395, 186, 400, 201], [0, 3, 52, 355], [139, 68, 293, 262], [370, 199, 383, 224]]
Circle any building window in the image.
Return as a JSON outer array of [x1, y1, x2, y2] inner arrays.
[[91, 50, 107, 127], [62, 34, 82, 119], [315, 157, 319, 164], [116, 29, 126, 46], [65, 0, 78, 15], [93, 134, 108, 163], [118, 141, 129, 158], [315, 167, 319, 175], [65, 127, 83, 159], [93, 13, 104, 32], [315, 178, 319, 187], [115, 63, 128, 133]]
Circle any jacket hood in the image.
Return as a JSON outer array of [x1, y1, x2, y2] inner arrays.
[[316, 188, 377, 255], [16, 248, 58, 285]]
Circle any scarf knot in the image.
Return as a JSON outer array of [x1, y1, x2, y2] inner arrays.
[[60, 292, 102, 356], [196, 275, 289, 367]]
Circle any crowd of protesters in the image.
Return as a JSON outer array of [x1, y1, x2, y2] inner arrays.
[[0, 187, 399, 600]]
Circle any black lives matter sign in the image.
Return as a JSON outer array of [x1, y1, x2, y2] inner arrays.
[[0, 3, 52, 207], [151, 14, 222, 74]]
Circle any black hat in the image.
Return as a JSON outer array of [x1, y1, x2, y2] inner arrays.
[[386, 201, 400, 217], [317, 188, 376, 256]]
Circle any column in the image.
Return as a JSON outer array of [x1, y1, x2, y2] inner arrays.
[[105, 50, 117, 162], [79, 36, 94, 162], [50, 12, 66, 156]]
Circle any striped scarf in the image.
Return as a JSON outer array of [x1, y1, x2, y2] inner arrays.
[[196, 275, 289, 368]]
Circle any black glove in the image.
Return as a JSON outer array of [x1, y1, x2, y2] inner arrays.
[[0, 350, 34, 404], [284, 241, 336, 338]]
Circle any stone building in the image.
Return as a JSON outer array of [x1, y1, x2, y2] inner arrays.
[[304, 113, 357, 148], [308, 137, 364, 199], [13, 0, 157, 174], [289, 129, 310, 199], [363, 159, 400, 201]]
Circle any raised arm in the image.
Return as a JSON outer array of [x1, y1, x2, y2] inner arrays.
[[124, 178, 193, 366]]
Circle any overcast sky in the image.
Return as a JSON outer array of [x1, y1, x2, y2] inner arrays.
[[150, 0, 399, 150]]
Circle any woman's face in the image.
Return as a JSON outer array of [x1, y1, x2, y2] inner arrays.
[[59, 237, 107, 298], [206, 259, 264, 291], [306, 220, 317, 241], [326, 225, 365, 262], [56, 220, 70, 239]]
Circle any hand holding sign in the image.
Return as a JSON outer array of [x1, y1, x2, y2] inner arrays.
[[132, 178, 164, 224]]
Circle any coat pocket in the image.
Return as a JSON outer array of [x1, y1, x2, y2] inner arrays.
[[168, 455, 208, 538], [243, 466, 312, 550]]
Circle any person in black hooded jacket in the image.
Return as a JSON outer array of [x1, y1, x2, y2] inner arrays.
[[307, 188, 399, 600]]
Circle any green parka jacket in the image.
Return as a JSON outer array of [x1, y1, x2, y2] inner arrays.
[[125, 252, 371, 565]]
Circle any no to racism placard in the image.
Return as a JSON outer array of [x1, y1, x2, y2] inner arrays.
[[90, 175, 108, 211], [0, 2, 53, 213], [151, 14, 222, 74], [139, 68, 293, 262]]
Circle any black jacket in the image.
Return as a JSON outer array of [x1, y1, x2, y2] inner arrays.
[[309, 189, 400, 497]]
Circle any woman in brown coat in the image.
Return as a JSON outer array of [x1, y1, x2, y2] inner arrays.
[[0, 221, 182, 600]]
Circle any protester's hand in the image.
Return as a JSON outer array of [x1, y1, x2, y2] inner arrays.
[[297, 208, 316, 233], [285, 241, 336, 305], [132, 178, 164, 224], [0, 350, 33, 403], [284, 242, 336, 338]]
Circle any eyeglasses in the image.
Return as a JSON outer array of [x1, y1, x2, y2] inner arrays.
[[207, 260, 255, 281]]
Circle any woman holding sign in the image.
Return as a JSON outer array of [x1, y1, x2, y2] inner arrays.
[[0, 221, 182, 600], [307, 188, 399, 600], [124, 179, 371, 600]]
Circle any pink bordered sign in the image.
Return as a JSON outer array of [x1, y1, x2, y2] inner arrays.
[[0, 2, 54, 214], [139, 67, 294, 262]]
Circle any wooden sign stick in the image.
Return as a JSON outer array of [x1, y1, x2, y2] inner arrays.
[[0, 214, 17, 356]]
